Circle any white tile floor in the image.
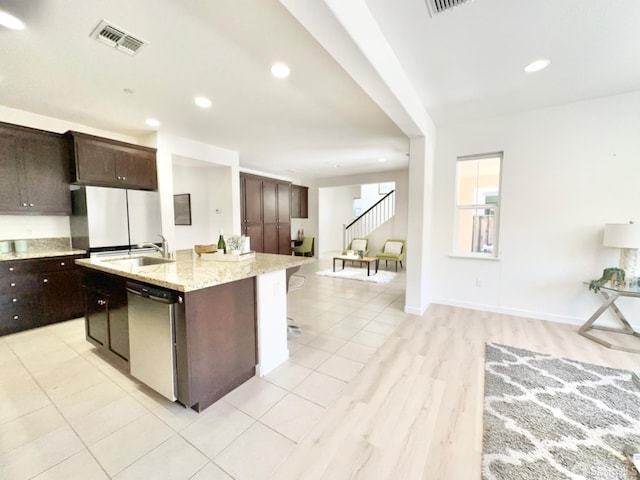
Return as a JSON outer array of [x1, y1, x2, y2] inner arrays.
[[0, 256, 407, 479]]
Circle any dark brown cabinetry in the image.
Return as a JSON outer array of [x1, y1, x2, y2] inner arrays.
[[0, 255, 85, 336], [290, 184, 308, 219], [82, 269, 129, 362], [67, 131, 157, 191], [0, 259, 41, 335], [41, 257, 85, 325], [240, 173, 291, 255], [175, 277, 256, 412], [0, 122, 71, 215]]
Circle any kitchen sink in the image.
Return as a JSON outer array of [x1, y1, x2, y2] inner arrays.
[[103, 256, 174, 268]]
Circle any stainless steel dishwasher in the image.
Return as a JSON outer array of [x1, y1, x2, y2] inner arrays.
[[126, 281, 179, 401]]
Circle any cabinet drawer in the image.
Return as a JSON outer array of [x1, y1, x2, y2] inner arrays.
[[0, 292, 41, 309], [0, 306, 41, 335], [1, 260, 39, 275], [0, 273, 39, 294], [39, 255, 83, 272]]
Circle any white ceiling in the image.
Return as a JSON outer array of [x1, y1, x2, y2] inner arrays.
[[1, 0, 639, 180]]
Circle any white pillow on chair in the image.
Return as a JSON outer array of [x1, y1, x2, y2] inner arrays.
[[351, 239, 367, 252], [384, 241, 403, 255]]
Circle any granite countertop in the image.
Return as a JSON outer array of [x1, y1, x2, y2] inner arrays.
[[0, 249, 87, 262], [76, 249, 314, 292]]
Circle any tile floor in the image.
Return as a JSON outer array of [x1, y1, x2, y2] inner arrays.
[[0, 256, 407, 479]]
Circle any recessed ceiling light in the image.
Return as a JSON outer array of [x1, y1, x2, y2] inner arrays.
[[0, 11, 25, 30], [378, 158, 387, 163], [271, 62, 290, 79], [145, 118, 161, 128], [524, 59, 550, 73], [194, 96, 212, 108]]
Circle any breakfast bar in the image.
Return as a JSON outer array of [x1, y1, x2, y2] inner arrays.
[[77, 250, 313, 412]]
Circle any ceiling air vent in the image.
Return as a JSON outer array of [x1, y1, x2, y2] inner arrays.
[[90, 20, 147, 55], [425, 0, 471, 17]]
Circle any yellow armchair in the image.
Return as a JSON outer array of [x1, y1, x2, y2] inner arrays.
[[376, 239, 405, 271], [343, 238, 369, 257], [292, 236, 314, 257]]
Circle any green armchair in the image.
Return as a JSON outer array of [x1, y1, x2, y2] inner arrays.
[[376, 239, 405, 271], [343, 238, 369, 257], [292, 236, 314, 257]]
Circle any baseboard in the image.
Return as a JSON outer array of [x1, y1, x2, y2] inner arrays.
[[429, 298, 588, 327]]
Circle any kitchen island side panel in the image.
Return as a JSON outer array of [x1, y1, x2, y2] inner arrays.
[[177, 277, 257, 412]]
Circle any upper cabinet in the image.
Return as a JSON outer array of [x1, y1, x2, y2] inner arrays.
[[0, 122, 71, 215], [67, 131, 157, 190], [290, 184, 308, 219]]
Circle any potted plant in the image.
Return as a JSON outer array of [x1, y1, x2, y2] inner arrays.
[[226, 235, 246, 255]]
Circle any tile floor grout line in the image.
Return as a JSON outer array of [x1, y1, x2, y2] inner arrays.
[[6, 340, 115, 480]]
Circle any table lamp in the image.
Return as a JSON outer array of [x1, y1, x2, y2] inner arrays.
[[604, 222, 640, 281]]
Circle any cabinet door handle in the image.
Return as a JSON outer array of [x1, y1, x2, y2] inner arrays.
[[122, 176, 126, 181], [29, 203, 34, 207], [9, 267, 14, 272], [13, 315, 19, 320], [10, 282, 16, 287], [97, 299, 106, 306], [12, 298, 17, 303], [22, 203, 27, 207], [60, 262, 65, 266], [43, 278, 48, 283]]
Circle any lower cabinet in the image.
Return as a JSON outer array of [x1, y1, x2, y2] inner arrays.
[[82, 270, 129, 362], [0, 255, 85, 336], [41, 257, 85, 325]]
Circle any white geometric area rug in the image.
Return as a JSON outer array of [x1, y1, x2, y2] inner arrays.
[[483, 342, 640, 480], [315, 267, 396, 284]]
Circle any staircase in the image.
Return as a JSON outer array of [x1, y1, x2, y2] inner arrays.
[[344, 190, 395, 249]]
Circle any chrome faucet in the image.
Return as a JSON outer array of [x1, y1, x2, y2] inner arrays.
[[138, 234, 169, 258]]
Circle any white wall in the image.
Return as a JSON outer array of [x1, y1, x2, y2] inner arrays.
[[153, 133, 240, 253], [318, 185, 360, 254], [431, 91, 640, 326], [171, 163, 234, 250]]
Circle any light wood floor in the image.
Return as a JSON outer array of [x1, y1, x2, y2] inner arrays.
[[272, 303, 640, 480]]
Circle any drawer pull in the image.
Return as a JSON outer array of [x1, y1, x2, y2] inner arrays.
[[13, 315, 18, 320], [22, 203, 27, 207], [10, 283, 16, 287], [60, 262, 65, 266], [12, 298, 17, 303], [97, 299, 106, 306], [9, 267, 14, 272], [29, 203, 34, 207], [43, 278, 48, 283]]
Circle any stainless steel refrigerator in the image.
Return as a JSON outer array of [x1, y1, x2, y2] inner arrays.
[[70, 186, 162, 255]]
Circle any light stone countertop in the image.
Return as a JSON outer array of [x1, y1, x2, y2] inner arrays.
[[0, 249, 86, 262], [76, 249, 314, 292]]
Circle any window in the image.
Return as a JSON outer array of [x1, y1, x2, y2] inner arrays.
[[454, 152, 502, 258], [353, 197, 361, 218]]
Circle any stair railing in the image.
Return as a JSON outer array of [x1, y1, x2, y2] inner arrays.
[[343, 190, 395, 249]]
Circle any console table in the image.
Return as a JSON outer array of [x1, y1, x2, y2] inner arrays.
[[580, 282, 640, 354]]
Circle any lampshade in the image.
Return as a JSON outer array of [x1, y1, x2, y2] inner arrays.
[[603, 223, 640, 248]]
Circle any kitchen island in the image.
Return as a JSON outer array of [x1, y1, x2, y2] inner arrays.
[[77, 249, 313, 412]]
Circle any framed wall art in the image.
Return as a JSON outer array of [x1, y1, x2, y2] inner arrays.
[[173, 194, 192, 225]]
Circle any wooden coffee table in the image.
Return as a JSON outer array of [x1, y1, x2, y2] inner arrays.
[[333, 255, 379, 276]]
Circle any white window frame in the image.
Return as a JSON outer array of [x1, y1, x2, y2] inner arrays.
[[452, 152, 503, 259]]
